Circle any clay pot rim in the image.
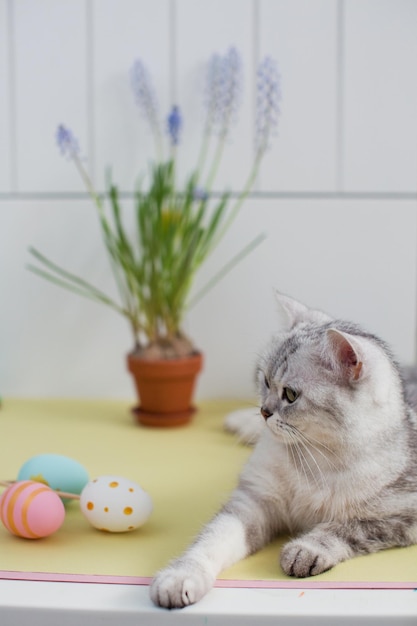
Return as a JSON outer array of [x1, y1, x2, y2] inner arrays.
[[127, 350, 202, 362], [126, 351, 203, 377]]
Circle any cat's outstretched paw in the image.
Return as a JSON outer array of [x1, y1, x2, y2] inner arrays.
[[150, 561, 214, 609], [224, 408, 264, 445], [280, 538, 335, 578]]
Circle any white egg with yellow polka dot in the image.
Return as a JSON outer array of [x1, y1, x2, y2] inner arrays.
[[79, 475, 153, 532]]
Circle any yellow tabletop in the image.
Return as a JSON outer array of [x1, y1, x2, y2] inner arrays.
[[0, 398, 416, 587]]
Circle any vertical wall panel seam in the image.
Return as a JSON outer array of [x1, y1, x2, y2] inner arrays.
[[414, 211, 417, 363], [336, 0, 345, 193], [170, 0, 177, 105], [252, 0, 260, 191], [7, 0, 17, 191], [86, 0, 95, 185], [414, 7, 417, 362]]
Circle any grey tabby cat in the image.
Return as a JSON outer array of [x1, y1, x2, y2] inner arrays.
[[150, 293, 417, 608]]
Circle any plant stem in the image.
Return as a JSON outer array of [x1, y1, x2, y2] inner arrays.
[[188, 232, 266, 307], [204, 131, 227, 192], [72, 156, 141, 344], [211, 151, 262, 250]]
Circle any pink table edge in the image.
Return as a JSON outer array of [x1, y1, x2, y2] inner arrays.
[[0, 570, 415, 589]]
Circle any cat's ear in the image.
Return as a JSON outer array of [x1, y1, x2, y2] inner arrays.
[[325, 328, 364, 382], [276, 292, 331, 329]]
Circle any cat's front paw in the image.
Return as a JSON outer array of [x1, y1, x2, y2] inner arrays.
[[280, 538, 335, 578], [150, 560, 214, 609], [224, 408, 263, 445]]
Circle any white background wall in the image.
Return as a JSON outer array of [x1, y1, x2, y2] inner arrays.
[[1, 0, 417, 401]]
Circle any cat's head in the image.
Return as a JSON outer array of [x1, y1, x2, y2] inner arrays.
[[256, 293, 403, 446]]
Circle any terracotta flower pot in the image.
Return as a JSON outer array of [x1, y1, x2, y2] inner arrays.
[[127, 352, 203, 427]]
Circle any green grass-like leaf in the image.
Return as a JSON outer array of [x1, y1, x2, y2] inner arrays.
[[29, 157, 265, 349]]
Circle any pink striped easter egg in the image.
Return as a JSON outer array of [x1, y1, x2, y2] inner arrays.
[[0, 480, 65, 539]]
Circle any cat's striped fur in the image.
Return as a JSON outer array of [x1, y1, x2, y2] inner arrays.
[[150, 294, 417, 608]]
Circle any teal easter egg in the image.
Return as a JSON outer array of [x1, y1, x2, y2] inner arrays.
[[17, 454, 89, 502]]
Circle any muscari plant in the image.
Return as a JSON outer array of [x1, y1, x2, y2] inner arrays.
[[29, 49, 281, 359]]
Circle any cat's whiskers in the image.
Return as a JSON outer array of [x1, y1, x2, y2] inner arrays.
[[295, 435, 329, 490], [293, 428, 340, 472], [286, 425, 329, 490], [295, 429, 339, 459], [285, 427, 321, 491], [285, 429, 303, 490]]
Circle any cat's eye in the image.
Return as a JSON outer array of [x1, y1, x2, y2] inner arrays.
[[264, 376, 270, 389], [282, 387, 298, 403]]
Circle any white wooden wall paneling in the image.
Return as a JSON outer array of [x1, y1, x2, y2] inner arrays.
[[343, 0, 417, 192], [14, 0, 89, 192], [175, 0, 255, 192], [1, 198, 415, 398], [93, 0, 171, 192], [0, 0, 417, 399], [0, 0, 12, 192], [0, 199, 134, 398], [188, 199, 417, 398], [258, 0, 338, 192]]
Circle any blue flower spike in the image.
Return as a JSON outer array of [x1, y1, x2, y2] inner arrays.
[[219, 47, 242, 130], [204, 47, 243, 137], [167, 105, 182, 147], [130, 59, 160, 130], [255, 56, 281, 156], [56, 124, 80, 160]]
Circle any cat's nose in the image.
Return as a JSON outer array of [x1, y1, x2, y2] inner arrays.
[[261, 406, 274, 420]]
